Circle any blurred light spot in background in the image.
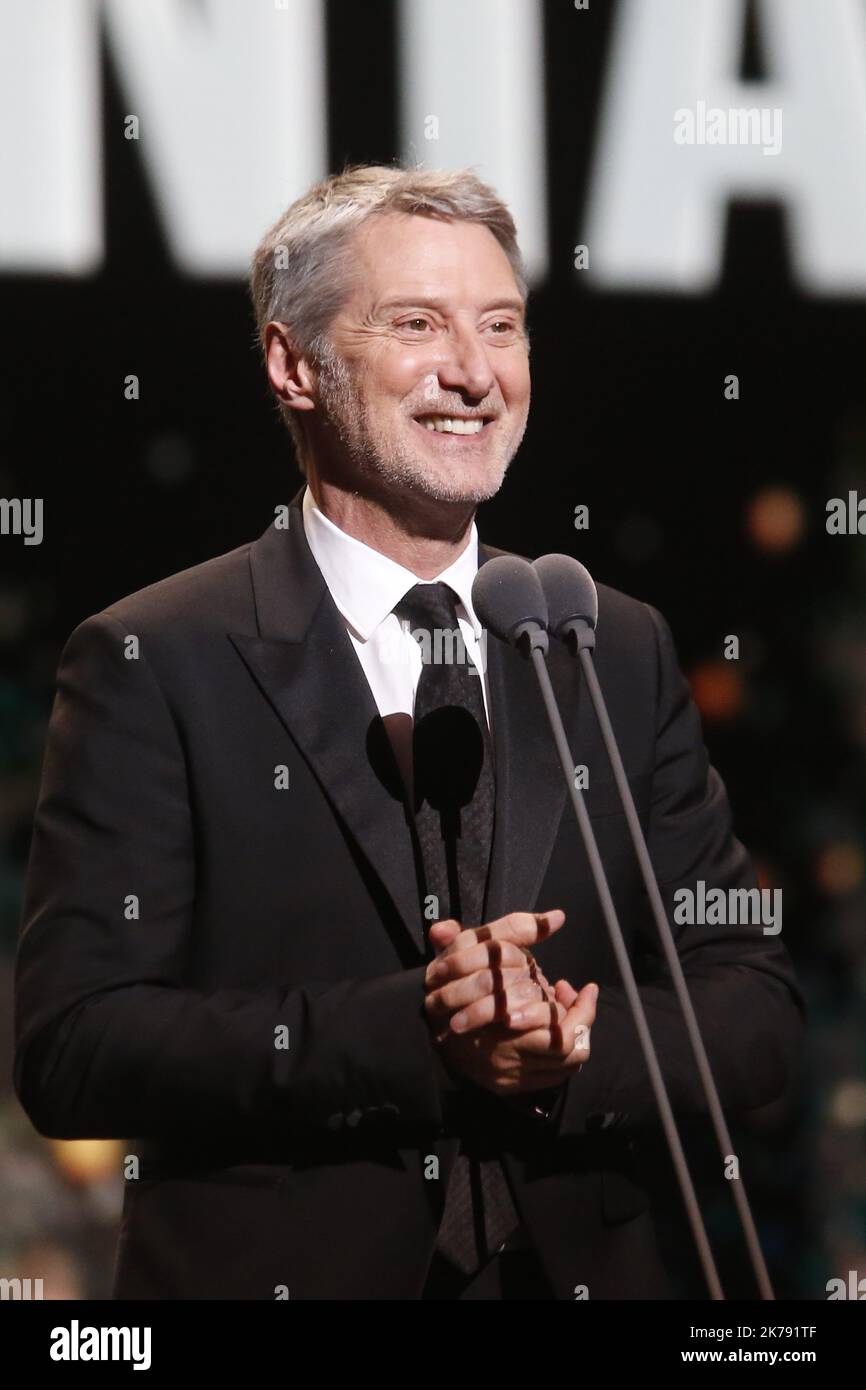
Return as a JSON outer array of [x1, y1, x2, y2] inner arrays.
[[0, 588, 30, 643], [689, 660, 744, 721], [746, 487, 806, 553], [13, 1242, 82, 1300], [49, 1138, 122, 1185], [753, 858, 774, 892], [144, 432, 194, 486], [815, 842, 863, 896], [829, 1080, 866, 1129]]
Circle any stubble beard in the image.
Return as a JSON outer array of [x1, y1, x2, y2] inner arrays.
[[313, 346, 525, 506]]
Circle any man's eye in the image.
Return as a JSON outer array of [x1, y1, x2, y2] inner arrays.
[[490, 320, 517, 334], [400, 318, 431, 332]]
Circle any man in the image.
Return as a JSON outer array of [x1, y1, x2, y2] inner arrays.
[[14, 166, 804, 1300]]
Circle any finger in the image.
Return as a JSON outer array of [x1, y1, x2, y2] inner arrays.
[[436, 909, 565, 960], [428, 919, 462, 954], [511, 984, 598, 1058], [430, 910, 566, 962], [503, 996, 568, 1032], [549, 984, 597, 1056], [554, 978, 580, 1009], [425, 939, 536, 988], [447, 978, 561, 1035], [512, 1021, 591, 1065], [504, 981, 565, 1029], [424, 966, 533, 1019]]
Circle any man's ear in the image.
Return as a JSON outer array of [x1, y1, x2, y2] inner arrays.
[[264, 322, 317, 415]]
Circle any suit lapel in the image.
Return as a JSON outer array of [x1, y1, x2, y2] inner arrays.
[[230, 490, 427, 956], [229, 493, 582, 959]]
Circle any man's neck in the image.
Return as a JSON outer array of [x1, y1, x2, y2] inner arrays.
[[305, 474, 476, 579]]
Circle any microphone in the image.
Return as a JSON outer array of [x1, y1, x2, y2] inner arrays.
[[472, 555, 724, 1301], [468, 553, 549, 657], [532, 553, 775, 1301], [532, 552, 597, 653]]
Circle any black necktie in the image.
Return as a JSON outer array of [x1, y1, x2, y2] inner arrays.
[[394, 581, 520, 1277]]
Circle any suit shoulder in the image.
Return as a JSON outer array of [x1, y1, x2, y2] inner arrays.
[[595, 579, 658, 640], [588, 582, 664, 696], [85, 539, 256, 641], [478, 540, 664, 655]]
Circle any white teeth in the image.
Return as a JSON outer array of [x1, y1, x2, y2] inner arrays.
[[420, 416, 486, 435]]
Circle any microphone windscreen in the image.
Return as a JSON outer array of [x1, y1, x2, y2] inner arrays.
[[532, 554, 598, 639], [472, 555, 548, 645]]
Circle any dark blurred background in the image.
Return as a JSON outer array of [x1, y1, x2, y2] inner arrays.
[[1, 0, 864, 1299]]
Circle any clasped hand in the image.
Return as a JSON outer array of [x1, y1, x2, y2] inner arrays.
[[423, 910, 597, 1097]]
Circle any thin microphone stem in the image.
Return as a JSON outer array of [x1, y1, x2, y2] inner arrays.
[[576, 646, 775, 1300], [528, 645, 724, 1301]]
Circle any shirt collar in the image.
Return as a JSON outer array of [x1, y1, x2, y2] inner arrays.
[[301, 484, 482, 641]]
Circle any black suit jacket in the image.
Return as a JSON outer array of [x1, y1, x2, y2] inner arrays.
[[14, 488, 805, 1299]]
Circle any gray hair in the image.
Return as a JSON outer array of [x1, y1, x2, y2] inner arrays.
[[248, 164, 528, 474]]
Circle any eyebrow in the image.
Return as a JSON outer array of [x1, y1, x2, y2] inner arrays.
[[376, 295, 526, 317]]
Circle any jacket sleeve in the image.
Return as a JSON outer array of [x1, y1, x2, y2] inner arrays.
[[555, 603, 806, 1137], [13, 611, 448, 1144]]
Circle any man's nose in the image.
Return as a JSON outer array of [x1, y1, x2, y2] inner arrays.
[[436, 326, 496, 400]]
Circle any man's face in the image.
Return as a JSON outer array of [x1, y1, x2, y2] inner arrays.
[[310, 212, 531, 506]]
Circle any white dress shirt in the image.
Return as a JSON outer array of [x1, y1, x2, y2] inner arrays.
[[301, 485, 491, 727]]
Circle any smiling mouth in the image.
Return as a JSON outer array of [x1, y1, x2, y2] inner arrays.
[[412, 414, 496, 437]]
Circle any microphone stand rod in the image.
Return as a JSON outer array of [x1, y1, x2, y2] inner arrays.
[[523, 634, 724, 1301], [575, 642, 774, 1300]]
